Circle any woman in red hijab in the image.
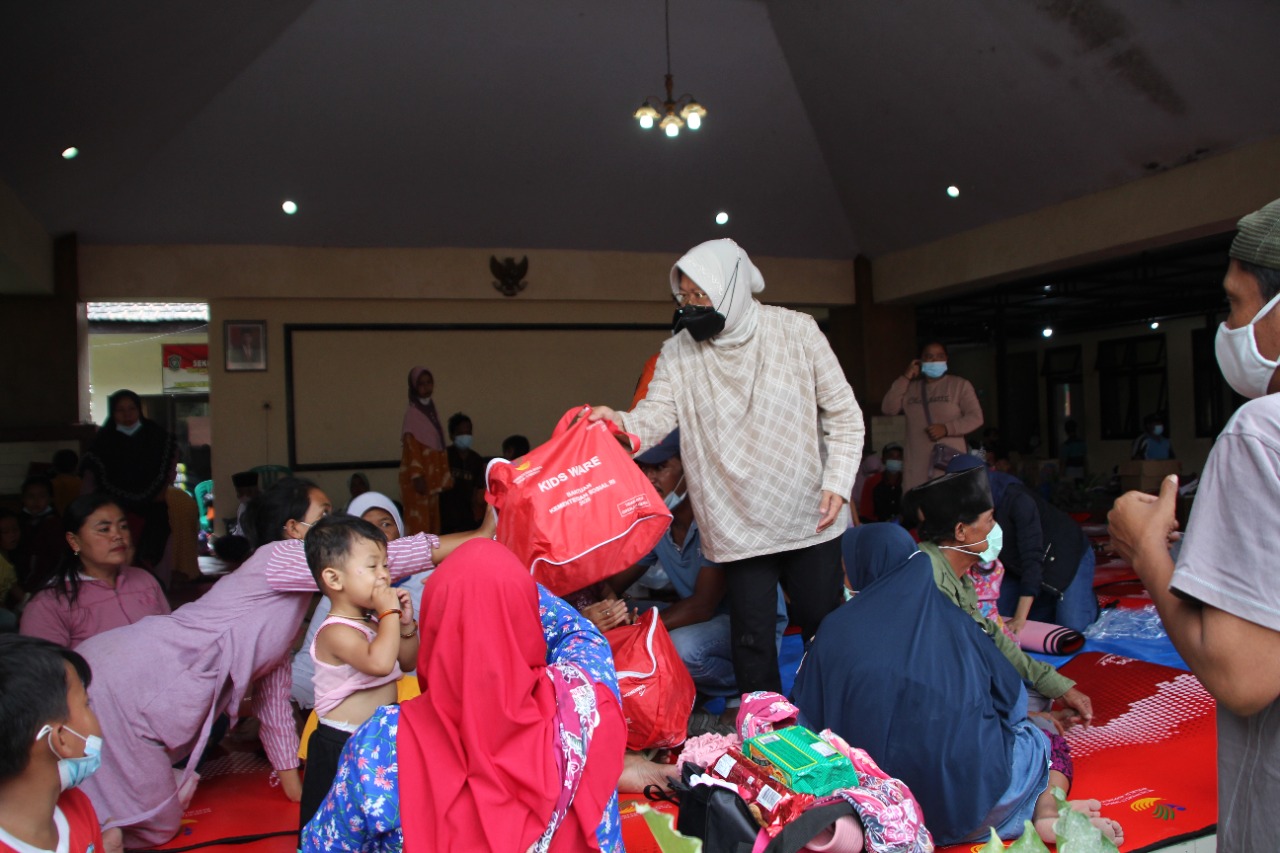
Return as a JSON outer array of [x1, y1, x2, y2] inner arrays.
[[301, 538, 627, 852]]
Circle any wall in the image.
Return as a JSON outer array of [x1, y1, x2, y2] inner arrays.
[[0, 176, 53, 295], [79, 244, 855, 306], [207, 297, 675, 525], [874, 135, 1280, 303], [88, 330, 210, 422]]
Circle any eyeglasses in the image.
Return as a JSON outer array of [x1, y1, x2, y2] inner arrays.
[[674, 290, 712, 308]]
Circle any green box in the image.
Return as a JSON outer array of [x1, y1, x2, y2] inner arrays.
[[744, 727, 859, 796]]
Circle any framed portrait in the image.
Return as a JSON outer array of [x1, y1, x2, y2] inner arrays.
[[224, 321, 267, 372]]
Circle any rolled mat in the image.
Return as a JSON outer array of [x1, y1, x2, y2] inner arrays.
[[1018, 620, 1085, 655]]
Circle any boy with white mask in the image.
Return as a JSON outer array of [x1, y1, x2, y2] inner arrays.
[[589, 238, 864, 695], [0, 635, 112, 853], [1111, 196, 1280, 850]]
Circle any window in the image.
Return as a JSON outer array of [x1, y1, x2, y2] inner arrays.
[[1042, 346, 1083, 457], [1191, 327, 1244, 437], [1096, 335, 1167, 440]]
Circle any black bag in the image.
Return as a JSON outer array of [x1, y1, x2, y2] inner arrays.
[[758, 801, 858, 853], [645, 762, 761, 853]]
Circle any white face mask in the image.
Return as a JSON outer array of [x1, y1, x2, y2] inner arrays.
[[663, 475, 686, 511], [37, 724, 103, 791], [117, 421, 142, 436], [1215, 291, 1280, 399]]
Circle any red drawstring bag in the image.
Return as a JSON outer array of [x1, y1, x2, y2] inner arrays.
[[485, 406, 672, 596], [605, 608, 696, 750]]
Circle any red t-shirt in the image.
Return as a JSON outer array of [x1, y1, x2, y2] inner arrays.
[[0, 789, 103, 853]]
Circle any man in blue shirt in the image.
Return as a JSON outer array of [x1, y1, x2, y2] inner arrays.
[[610, 430, 787, 705]]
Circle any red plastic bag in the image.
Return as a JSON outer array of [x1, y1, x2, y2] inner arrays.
[[485, 406, 672, 596], [606, 608, 696, 750]]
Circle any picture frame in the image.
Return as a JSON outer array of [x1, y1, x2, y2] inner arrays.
[[224, 321, 268, 372]]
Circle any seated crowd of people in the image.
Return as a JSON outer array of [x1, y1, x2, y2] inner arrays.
[[0, 428, 1120, 853]]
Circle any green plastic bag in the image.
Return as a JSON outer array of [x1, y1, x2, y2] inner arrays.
[[1052, 788, 1120, 853], [636, 803, 704, 853]]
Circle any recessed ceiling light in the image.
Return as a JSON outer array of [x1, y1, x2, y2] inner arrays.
[[946, 185, 960, 198], [282, 200, 298, 215], [62, 147, 79, 160], [715, 211, 729, 225], [1042, 327, 1054, 338]]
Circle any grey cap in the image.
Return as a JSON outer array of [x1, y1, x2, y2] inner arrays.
[[1230, 197, 1280, 271]]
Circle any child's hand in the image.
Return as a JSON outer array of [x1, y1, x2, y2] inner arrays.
[[396, 587, 414, 624], [276, 767, 303, 802], [372, 583, 400, 615]]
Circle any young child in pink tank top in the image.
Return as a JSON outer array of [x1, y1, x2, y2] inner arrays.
[[298, 515, 419, 835]]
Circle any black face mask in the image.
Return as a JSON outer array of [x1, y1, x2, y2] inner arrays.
[[672, 305, 726, 342]]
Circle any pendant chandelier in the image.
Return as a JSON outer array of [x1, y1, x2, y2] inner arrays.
[[633, 0, 706, 138]]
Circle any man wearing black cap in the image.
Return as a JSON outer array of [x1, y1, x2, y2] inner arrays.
[[609, 431, 787, 709], [1111, 197, 1280, 849], [904, 466, 1093, 725]]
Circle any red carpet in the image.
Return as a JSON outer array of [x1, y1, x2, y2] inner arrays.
[[143, 754, 297, 852], [938, 652, 1216, 852], [623, 654, 1215, 853], [139, 653, 1214, 852]]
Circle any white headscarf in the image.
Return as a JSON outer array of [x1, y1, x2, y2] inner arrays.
[[670, 238, 766, 347], [346, 491, 405, 538]]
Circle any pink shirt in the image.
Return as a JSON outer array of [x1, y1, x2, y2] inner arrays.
[[310, 615, 402, 719], [20, 566, 170, 649]]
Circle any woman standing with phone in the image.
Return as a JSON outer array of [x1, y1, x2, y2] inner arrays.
[[881, 341, 984, 490]]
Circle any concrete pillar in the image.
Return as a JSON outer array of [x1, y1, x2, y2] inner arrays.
[[0, 235, 89, 432], [844, 255, 917, 449]]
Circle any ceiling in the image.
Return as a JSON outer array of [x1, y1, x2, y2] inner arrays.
[[3, 1, 1279, 267]]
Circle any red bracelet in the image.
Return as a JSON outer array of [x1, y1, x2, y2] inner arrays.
[[377, 608, 402, 622]]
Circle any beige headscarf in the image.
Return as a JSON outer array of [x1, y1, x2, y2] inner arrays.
[[670, 239, 766, 347]]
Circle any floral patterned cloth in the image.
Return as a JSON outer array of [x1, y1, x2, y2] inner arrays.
[[968, 559, 1018, 642], [300, 585, 622, 852], [819, 730, 935, 853]]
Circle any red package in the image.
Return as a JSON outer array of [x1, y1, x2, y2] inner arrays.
[[606, 608, 696, 750], [486, 406, 672, 596], [708, 748, 814, 828]]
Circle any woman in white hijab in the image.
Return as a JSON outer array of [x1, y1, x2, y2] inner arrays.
[[590, 239, 864, 695]]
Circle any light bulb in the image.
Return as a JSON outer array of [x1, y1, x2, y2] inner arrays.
[[665, 122, 679, 138], [687, 112, 701, 131], [62, 147, 79, 160], [1150, 321, 1160, 330], [1042, 327, 1054, 338], [282, 200, 298, 215], [639, 114, 654, 130], [715, 211, 729, 225], [946, 185, 960, 198]]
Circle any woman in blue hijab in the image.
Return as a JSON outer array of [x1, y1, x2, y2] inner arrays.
[[793, 524, 1122, 847]]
